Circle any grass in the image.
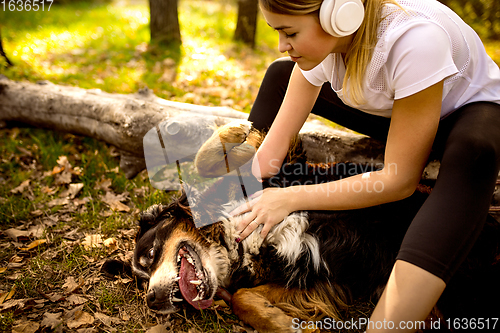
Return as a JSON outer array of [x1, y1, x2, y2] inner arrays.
[[1, 0, 499, 332]]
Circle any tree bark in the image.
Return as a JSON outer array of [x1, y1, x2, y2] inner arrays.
[[149, 0, 181, 45], [234, 0, 259, 48], [0, 27, 13, 67]]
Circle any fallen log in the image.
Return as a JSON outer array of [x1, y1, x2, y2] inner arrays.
[[0, 75, 395, 179]]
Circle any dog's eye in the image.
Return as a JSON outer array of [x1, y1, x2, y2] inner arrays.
[[148, 247, 155, 260]]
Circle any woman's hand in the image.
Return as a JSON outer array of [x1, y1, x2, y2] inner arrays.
[[231, 187, 296, 241]]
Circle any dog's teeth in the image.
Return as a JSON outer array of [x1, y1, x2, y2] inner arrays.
[[177, 254, 181, 262], [172, 296, 183, 302], [192, 294, 202, 302], [174, 276, 181, 281], [186, 257, 194, 265], [189, 280, 202, 285]]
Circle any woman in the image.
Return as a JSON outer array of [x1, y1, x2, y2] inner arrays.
[[230, 0, 500, 331]]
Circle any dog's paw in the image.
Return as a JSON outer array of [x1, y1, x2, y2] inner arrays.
[[216, 120, 251, 147], [195, 120, 262, 178]]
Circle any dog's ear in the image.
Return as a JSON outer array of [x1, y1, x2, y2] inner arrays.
[[137, 204, 166, 240], [101, 258, 132, 278]]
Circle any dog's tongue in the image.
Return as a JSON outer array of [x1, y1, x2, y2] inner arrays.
[[179, 257, 213, 310]]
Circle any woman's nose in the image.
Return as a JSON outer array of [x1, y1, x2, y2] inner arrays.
[[278, 36, 292, 53]]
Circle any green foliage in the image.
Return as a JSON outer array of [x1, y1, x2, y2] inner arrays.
[[439, 0, 500, 41]]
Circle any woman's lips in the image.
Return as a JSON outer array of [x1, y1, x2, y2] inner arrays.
[[290, 55, 301, 62]]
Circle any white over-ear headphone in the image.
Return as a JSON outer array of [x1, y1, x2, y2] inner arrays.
[[319, 0, 365, 37]]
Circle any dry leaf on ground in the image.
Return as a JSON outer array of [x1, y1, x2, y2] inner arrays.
[[146, 324, 168, 333], [41, 312, 63, 330], [81, 234, 103, 250], [11, 179, 30, 194], [67, 310, 95, 329], [0, 285, 16, 304], [101, 192, 130, 212], [60, 183, 84, 199], [12, 321, 40, 333], [18, 239, 47, 251], [63, 276, 84, 294], [67, 294, 88, 305], [48, 198, 71, 208]]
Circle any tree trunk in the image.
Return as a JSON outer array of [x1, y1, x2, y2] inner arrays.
[[149, 0, 181, 45], [234, 0, 259, 48], [0, 27, 13, 67]]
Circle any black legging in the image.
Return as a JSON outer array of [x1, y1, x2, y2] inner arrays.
[[248, 58, 500, 283]]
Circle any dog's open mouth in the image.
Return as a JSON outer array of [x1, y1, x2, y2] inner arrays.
[[176, 243, 213, 310]]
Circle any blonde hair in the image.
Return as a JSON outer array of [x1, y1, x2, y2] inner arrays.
[[260, 0, 403, 106]]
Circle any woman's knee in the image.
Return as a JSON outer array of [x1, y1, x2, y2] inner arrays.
[[447, 130, 500, 167], [444, 105, 500, 168], [264, 57, 295, 81]]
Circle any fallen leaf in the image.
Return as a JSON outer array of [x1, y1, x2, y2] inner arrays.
[[73, 197, 91, 206], [48, 198, 70, 207], [55, 171, 72, 185], [67, 310, 94, 329], [60, 183, 84, 199], [11, 179, 30, 194], [19, 239, 47, 251], [27, 224, 45, 238], [57, 155, 70, 168], [0, 285, 16, 304], [146, 324, 168, 333], [101, 192, 130, 212], [0, 298, 34, 312], [4, 228, 29, 241], [99, 210, 114, 217], [109, 166, 120, 173], [41, 312, 62, 329], [51, 165, 64, 175], [103, 237, 118, 252], [63, 276, 84, 294], [0, 267, 6, 273], [95, 312, 122, 326], [30, 209, 44, 216], [41, 186, 57, 195], [72, 166, 83, 176], [94, 178, 112, 192], [82, 234, 103, 250], [48, 292, 65, 302], [76, 328, 97, 333], [11, 321, 40, 333], [66, 294, 88, 305]]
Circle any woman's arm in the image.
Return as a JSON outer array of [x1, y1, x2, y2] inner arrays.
[[235, 80, 444, 239], [252, 64, 322, 180], [292, 80, 444, 209]]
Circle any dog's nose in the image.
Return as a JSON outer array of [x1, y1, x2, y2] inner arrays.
[[146, 289, 157, 308]]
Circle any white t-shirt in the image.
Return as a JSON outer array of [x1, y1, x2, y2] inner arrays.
[[301, 0, 500, 118]]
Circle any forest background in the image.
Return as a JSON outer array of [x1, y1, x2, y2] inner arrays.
[[0, 0, 499, 332]]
